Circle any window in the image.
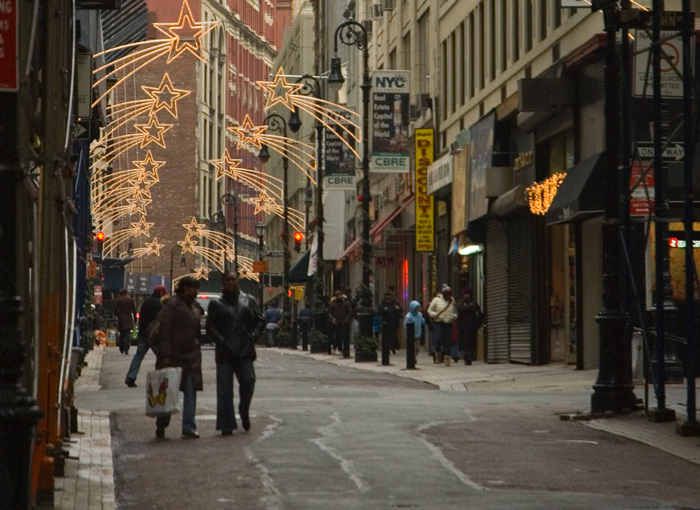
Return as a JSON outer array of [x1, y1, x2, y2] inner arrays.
[[512, 0, 520, 62], [459, 21, 465, 106], [418, 12, 430, 94], [490, 0, 496, 81], [441, 39, 448, 119], [450, 31, 456, 113], [540, 0, 547, 41], [478, 3, 484, 90], [403, 32, 411, 71], [500, 0, 507, 71], [468, 13, 475, 98], [525, 0, 532, 52]]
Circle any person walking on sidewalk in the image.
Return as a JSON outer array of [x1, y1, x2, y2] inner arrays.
[[114, 288, 137, 355], [457, 289, 483, 365], [264, 301, 281, 347], [403, 301, 425, 365], [151, 276, 203, 439], [378, 292, 403, 354], [125, 285, 168, 387], [206, 270, 264, 435], [329, 290, 353, 355], [427, 285, 457, 366]]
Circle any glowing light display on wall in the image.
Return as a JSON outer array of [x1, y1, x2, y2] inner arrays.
[[527, 173, 567, 215]]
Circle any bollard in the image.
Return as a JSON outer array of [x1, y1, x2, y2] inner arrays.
[[342, 326, 350, 359], [381, 321, 390, 365], [406, 322, 416, 369]]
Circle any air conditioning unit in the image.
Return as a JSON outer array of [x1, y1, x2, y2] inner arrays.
[[409, 104, 420, 120], [382, 0, 395, 10], [372, 4, 383, 18], [361, 19, 373, 36]]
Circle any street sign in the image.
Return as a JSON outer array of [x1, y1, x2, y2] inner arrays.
[[630, 161, 655, 217], [94, 285, 103, 305], [252, 260, 269, 273], [636, 142, 684, 161], [267, 251, 284, 257], [0, 0, 18, 91]]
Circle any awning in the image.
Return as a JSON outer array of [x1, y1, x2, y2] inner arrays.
[[371, 197, 414, 242], [336, 198, 414, 262], [546, 152, 606, 225], [289, 250, 310, 283]]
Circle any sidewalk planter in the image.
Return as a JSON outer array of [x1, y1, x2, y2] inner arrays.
[[354, 334, 378, 362]]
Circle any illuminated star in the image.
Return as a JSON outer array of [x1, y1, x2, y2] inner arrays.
[[133, 151, 165, 184], [127, 175, 154, 201], [142, 73, 190, 118], [212, 149, 246, 180], [134, 116, 173, 148], [192, 262, 211, 280], [153, 0, 218, 63], [224, 246, 235, 262], [251, 191, 277, 215], [177, 237, 198, 254], [239, 268, 258, 281], [256, 67, 303, 111], [127, 196, 152, 215], [182, 217, 206, 238], [228, 114, 268, 149], [145, 237, 164, 256], [131, 216, 155, 237]]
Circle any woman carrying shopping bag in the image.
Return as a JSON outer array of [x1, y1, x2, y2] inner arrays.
[[150, 276, 203, 439]]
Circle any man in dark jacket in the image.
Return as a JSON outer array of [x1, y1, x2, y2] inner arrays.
[[328, 290, 353, 356], [114, 288, 136, 354], [206, 270, 264, 434], [125, 285, 168, 387]]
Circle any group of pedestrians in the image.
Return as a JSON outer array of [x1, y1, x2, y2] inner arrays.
[[121, 271, 264, 440]]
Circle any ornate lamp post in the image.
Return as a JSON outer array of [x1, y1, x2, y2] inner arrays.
[[256, 222, 266, 305], [259, 113, 291, 343], [329, 20, 376, 361], [169, 245, 187, 293], [220, 192, 238, 273]]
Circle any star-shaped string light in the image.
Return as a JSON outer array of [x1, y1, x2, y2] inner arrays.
[[256, 67, 304, 110], [133, 151, 165, 184], [177, 237, 198, 254], [251, 191, 278, 215], [145, 237, 164, 256], [182, 217, 206, 238], [127, 174, 154, 201], [229, 114, 268, 149], [142, 73, 190, 117], [131, 217, 155, 237], [153, 0, 218, 63], [127, 196, 152, 215], [192, 262, 212, 280], [134, 116, 173, 148], [212, 150, 245, 180]]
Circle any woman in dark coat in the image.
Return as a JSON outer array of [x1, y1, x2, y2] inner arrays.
[[152, 276, 202, 439], [457, 289, 482, 365]]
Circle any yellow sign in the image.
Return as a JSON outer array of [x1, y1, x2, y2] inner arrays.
[[252, 260, 269, 273], [415, 128, 434, 252], [290, 285, 304, 301]]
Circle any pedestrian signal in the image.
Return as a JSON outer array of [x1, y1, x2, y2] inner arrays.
[[293, 231, 303, 252]]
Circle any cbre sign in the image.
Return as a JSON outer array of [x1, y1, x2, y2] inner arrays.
[[0, 0, 17, 90]]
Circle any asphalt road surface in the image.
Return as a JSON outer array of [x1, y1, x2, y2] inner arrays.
[[79, 347, 700, 509]]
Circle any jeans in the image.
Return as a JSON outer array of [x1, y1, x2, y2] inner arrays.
[[432, 322, 453, 356], [265, 328, 278, 347], [118, 329, 131, 354], [156, 372, 197, 433], [126, 335, 150, 382], [216, 358, 255, 431]]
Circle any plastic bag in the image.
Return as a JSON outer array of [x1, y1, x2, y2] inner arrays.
[[145, 367, 182, 417]]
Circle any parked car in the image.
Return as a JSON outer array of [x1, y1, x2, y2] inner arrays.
[[195, 292, 220, 344]]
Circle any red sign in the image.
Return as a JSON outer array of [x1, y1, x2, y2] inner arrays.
[[630, 161, 655, 217], [0, 0, 18, 91], [94, 285, 103, 305], [252, 260, 269, 273], [375, 256, 395, 268]]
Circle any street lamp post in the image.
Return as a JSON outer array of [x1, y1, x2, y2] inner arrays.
[[256, 222, 266, 306], [329, 20, 376, 361], [590, 0, 638, 414], [169, 245, 187, 293], [259, 113, 291, 345], [289, 74, 328, 354], [220, 192, 238, 273]]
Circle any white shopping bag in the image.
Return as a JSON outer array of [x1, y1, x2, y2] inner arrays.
[[145, 367, 182, 417]]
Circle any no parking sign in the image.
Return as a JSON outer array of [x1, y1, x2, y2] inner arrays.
[[633, 12, 692, 98]]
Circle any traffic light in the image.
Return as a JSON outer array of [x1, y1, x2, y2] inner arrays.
[[94, 231, 106, 260], [293, 231, 304, 252]]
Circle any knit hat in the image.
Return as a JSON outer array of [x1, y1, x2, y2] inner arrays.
[[153, 285, 168, 297]]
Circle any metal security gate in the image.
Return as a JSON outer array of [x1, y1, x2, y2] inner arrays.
[[508, 214, 534, 364], [485, 218, 509, 363]]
